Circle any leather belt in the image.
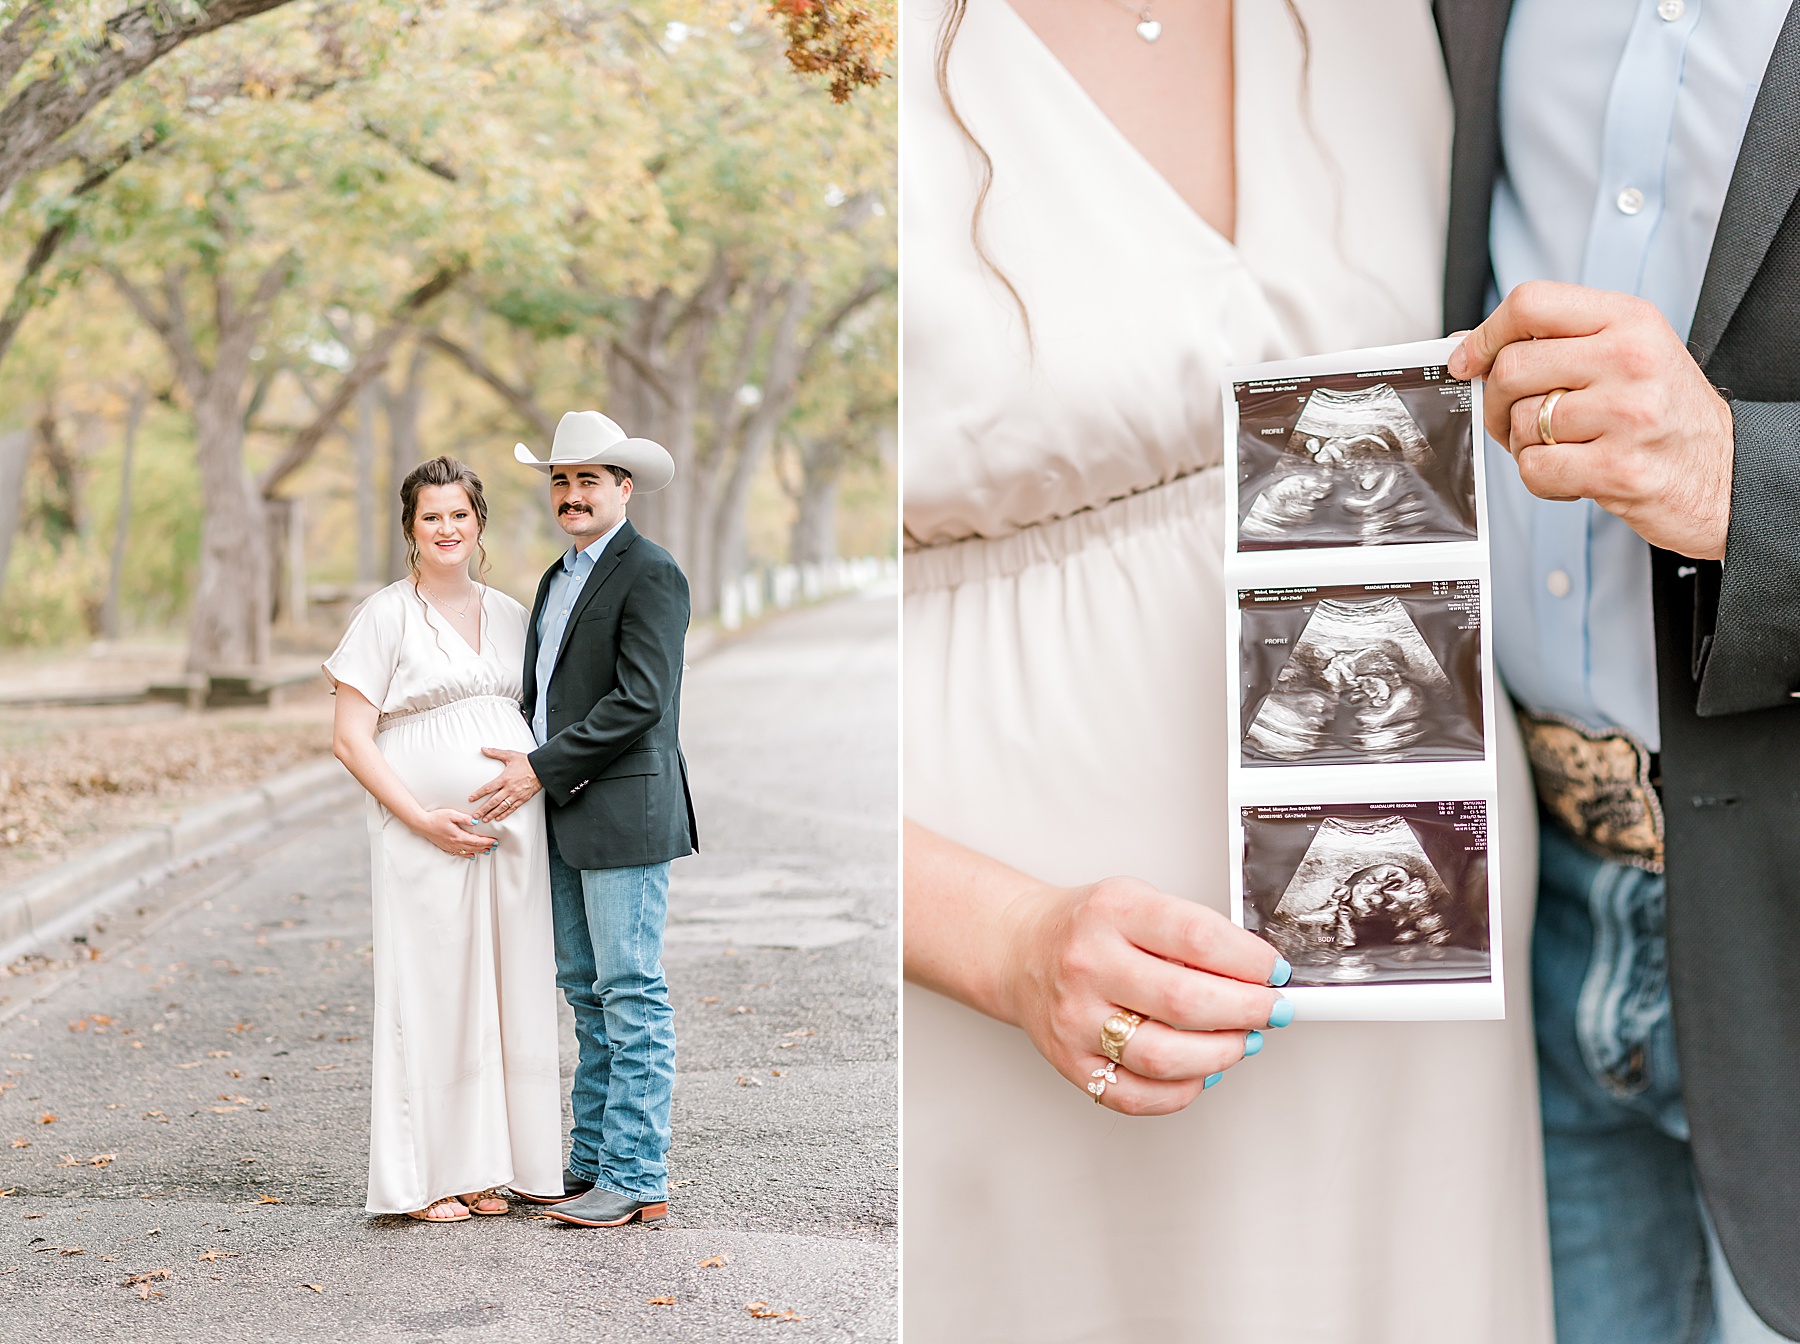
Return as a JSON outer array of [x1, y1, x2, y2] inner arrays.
[[1517, 709, 1665, 873]]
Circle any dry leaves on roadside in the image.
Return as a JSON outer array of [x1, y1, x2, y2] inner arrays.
[[197, 1248, 238, 1262], [36, 1113, 55, 1124], [300, 1283, 323, 1293], [699, 1255, 729, 1268], [123, 1268, 171, 1286], [746, 1300, 804, 1321], [257, 1195, 281, 1204], [647, 1296, 676, 1306], [33, 1246, 83, 1256], [11, 1138, 29, 1148]]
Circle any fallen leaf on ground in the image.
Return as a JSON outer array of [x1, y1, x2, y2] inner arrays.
[[257, 1195, 281, 1204], [32, 1246, 83, 1255], [218, 1095, 250, 1104], [335, 1036, 359, 1043], [197, 1248, 238, 1261], [175, 1062, 204, 1070], [784, 1029, 817, 1038], [0, 1188, 12, 1197], [313, 1064, 337, 1072], [123, 1268, 172, 1285], [87, 1153, 117, 1168], [730, 1006, 752, 1015], [36, 1113, 55, 1124], [701, 996, 720, 1004], [55, 1154, 78, 1167], [252, 967, 278, 975], [10, 1139, 28, 1148], [22, 1212, 45, 1220], [699, 1254, 729, 1268], [746, 1301, 803, 1321], [207, 1050, 230, 1058], [734, 1075, 762, 1088], [134, 1284, 162, 1299], [230, 1022, 253, 1034], [143, 1112, 167, 1123], [647, 1295, 676, 1306], [300, 1282, 323, 1292], [770, 1069, 783, 1077], [206, 1107, 239, 1114]]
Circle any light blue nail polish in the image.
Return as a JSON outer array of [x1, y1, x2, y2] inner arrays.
[[1267, 998, 1294, 1029], [1243, 1030, 1264, 1057], [1203, 1072, 1222, 1090], [1270, 957, 1292, 988]]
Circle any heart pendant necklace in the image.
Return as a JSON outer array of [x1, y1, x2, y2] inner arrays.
[[1100, 0, 1161, 42]]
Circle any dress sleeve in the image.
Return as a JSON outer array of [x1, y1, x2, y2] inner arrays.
[[323, 588, 404, 710]]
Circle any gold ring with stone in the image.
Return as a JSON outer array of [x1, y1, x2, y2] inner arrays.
[[1539, 388, 1570, 446], [1099, 1010, 1143, 1066]]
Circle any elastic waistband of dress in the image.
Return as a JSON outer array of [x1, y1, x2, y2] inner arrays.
[[376, 693, 522, 733], [903, 467, 1221, 594]]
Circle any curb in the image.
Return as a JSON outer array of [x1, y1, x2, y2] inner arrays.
[[0, 756, 360, 967]]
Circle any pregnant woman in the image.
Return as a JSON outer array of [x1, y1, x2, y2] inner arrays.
[[903, 1, 1552, 1338], [325, 455, 562, 1222]]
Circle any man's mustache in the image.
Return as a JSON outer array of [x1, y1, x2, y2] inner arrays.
[[558, 503, 592, 515]]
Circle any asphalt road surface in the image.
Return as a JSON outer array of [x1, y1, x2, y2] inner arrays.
[[0, 589, 898, 1343]]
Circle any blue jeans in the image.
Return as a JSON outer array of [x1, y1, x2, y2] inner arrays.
[[547, 829, 676, 1201], [1535, 823, 1792, 1344]]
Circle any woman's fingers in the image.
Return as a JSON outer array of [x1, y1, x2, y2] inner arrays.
[[1112, 1018, 1249, 1082], [1102, 879, 1282, 987], [1081, 1055, 1213, 1116]]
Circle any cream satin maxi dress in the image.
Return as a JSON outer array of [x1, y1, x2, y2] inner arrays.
[[902, 2, 1554, 1340], [324, 581, 562, 1214]]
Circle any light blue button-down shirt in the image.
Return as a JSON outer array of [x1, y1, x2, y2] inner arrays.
[[532, 516, 627, 747], [1487, 0, 1787, 750]]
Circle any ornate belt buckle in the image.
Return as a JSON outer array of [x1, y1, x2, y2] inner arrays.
[[1517, 709, 1664, 873]]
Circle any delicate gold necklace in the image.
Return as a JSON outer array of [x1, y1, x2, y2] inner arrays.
[[419, 580, 478, 619], [1097, 0, 1161, 42]]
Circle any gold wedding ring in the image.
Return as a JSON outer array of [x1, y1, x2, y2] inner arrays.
[[1099, 1010, 1143, 1066], [1539, 388, 1570, 446]]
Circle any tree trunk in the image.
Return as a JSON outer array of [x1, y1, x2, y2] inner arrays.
[[710, 281, 811, 610], [101, 385, 148, 638], [186, 380, 271, 672], [791, 436, 845, 568], [0, 427, 30, 602], [354, 378, 378, 584], [383, 346, 426, 581]]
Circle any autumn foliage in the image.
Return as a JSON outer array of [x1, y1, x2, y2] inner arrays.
[[768, 0, 894, 103]]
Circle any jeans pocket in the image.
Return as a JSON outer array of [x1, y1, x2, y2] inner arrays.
[[1574, 860, 1673, 1102]]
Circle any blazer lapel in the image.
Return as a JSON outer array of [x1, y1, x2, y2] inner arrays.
[[521, 558, 560, 720], [548, 520, 639, 682], [1689, 2, 1800, 368]]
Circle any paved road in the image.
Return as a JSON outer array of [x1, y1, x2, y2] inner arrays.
[[0, 589, 898, 1342]]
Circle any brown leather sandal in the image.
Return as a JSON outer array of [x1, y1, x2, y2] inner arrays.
[[460, 1189, 509, 1216], [405, 1196, 470, 1222]]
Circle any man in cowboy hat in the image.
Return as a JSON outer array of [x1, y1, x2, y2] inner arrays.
[[470, 409, 698, 1228]]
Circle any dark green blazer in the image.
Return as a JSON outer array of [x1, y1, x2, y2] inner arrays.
[[1437, 2, 1800, 1331], [523, 519, 699, 870]]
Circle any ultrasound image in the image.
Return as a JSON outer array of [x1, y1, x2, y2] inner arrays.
[[1235, 367, 1478, 550], [1241, 802, 1491, 987], [1239, 583, 1485, 767]]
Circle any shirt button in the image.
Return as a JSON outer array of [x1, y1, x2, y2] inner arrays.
[[1546, 569, 1572, 598], [1657, 0, 1684, 19], [1617, 187, 1645, 215]]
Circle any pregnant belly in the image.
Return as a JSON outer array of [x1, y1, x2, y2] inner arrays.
[[377, 699, 536, 814]]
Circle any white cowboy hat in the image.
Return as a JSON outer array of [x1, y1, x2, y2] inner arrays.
[[513, 410, 675, 492]]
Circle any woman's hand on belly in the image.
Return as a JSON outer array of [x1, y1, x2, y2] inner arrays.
[[906, 824, 1292, 1116], [414, 807, 499, 860]]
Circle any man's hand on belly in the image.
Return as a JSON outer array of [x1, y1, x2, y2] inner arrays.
[[1449, 279, 1735, 561], [470, 747, 543, 821]]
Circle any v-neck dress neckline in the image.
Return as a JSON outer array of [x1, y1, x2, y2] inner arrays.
[[417, 583, 487, 659], [992, 0, 1241, 252]]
